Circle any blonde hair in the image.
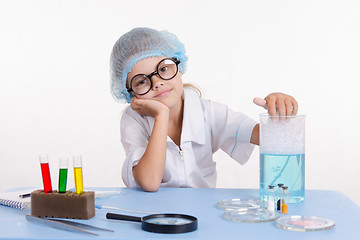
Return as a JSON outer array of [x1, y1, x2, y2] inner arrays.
[[183, 83, 202, 98]]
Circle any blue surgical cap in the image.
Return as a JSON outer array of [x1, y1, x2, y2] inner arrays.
[[110, 27, 188, 103]]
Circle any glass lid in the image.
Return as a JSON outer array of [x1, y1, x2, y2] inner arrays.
[[217, 198, 261, 211]]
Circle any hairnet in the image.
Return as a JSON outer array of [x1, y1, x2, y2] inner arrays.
[[110, 27, 188, 103]]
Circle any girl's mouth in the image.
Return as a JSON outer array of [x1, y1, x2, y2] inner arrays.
[[155, 89, 172, 98]]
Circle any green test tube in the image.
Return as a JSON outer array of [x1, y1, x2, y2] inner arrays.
[[58, 157, 69, 193]]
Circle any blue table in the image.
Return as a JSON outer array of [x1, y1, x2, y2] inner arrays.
[[1, 188, 359, 239]]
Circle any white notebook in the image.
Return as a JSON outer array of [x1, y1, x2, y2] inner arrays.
[[0, 188, 37, 209]]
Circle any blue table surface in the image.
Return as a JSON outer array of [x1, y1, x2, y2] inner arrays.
[[0, 188, 359, 240]]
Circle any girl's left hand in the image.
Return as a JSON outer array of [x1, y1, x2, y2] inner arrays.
[[253, 92, 298, 116]]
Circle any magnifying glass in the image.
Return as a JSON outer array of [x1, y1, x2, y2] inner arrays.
[[106, 212, 198, 234]]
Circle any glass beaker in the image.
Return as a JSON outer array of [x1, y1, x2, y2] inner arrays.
[[259, 114, 305, 203]]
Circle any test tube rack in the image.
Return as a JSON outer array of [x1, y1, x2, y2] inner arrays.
[[30, 190, 95, 219]]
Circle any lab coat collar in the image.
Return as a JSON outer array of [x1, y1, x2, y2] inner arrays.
[[181, 87, 206, 145], [146, 87, 206, 145]]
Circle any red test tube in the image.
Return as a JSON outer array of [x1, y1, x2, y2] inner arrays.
[[39, 154, 52, 193]]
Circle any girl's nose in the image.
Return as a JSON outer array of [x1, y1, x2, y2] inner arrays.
[[151, 76, 164, 90]]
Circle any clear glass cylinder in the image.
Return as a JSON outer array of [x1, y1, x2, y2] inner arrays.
[[266, 185, 276, 211], [276, 183, 284, 211], [259, 113, 305, 203], [281, 186, 289, 214]]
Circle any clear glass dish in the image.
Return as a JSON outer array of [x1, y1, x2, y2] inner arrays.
[[216, 198, 261, 211], [276, 215, 335, 232], [223, 209, 280, 223]]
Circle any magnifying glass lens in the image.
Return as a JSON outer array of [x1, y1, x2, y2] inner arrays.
[[144, 217, 193, 225]]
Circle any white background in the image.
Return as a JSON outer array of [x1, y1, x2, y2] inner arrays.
[[1, 0, 359, 206]]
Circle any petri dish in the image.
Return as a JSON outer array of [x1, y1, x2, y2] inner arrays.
[[223, 209, 280, 223], [276, 215, 335, 232], [217, 199, 261, 211]]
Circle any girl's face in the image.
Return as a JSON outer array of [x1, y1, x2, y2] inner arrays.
[[127, 56, 184, 108]]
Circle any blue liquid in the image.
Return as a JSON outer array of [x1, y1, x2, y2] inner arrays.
[[260, 153, 305, 203]]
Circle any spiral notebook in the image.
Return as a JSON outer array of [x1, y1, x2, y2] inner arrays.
[[0, 188, 37, 209]]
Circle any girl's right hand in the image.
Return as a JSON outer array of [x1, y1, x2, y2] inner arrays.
[[253, 93, 298, 116], [130, 97, 169, 118]]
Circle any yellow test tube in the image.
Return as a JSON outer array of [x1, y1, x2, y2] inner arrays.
[[73, 155, 83, 194]]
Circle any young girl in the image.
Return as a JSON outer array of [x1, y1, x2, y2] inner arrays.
[[110, 27, 298, 192]]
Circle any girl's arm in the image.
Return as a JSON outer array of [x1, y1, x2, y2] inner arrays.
[[130, 97, 169, 192], [250, 124, 260, 145], [251, 92, 298, 146]]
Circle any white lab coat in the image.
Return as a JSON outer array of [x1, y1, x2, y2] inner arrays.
[[120, 87, 257, 188]]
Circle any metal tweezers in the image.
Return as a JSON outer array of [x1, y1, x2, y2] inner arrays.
[[26, 215, 114, 236]]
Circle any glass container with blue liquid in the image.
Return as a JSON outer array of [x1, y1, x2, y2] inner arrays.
[[259, 114, 305, 203]]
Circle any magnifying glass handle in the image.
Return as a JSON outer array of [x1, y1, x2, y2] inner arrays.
[[106, 213, 142, 222]]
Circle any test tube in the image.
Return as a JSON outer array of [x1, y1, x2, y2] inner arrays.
[[281, 186, 289, 214], [58, 157, 69, 193], [266, 185, 276, 211], [73, 155, 83, 194], [39, 154, 52, 194], [276, 183, 284, 211]]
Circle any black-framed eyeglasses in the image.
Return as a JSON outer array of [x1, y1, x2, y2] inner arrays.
[[127, 58, 181, 95]]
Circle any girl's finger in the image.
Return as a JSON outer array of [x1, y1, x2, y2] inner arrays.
[[276, 100, 286, 117], [253, 97, 268, 109], [292, 99, 299, 115], [285, 99, 294, 116], [266, 97, 277, 116]]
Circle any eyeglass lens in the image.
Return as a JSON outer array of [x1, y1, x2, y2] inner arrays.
[[131, 58, 178, 95]]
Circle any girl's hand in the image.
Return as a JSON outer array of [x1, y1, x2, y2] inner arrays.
[[253, 92, 298, 116], [130, 97, 169, 118]]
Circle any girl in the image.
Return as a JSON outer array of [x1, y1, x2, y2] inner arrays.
[[110, 27, 298, 192]]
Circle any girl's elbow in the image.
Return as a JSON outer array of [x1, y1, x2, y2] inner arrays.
[[133, 167, 162, 192], [138, 181, 160, 192], [143, 185, 160, 192]]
